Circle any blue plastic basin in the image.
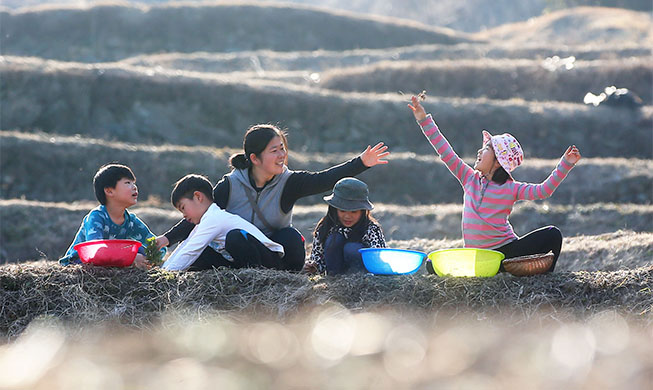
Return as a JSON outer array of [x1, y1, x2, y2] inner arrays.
[[359, 248, 426, 275]]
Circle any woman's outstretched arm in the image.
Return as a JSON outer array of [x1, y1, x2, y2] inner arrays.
[[280, 143, 389, 213]]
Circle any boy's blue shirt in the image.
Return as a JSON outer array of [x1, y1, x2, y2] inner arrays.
[[59, 205, 165, 265]]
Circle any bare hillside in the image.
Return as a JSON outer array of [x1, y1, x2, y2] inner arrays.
[[475, 6, 653, 46], [2, 57, 651, 157], [2, 131, 651, 205], [121, 44, 652, 74], [0, 2, 472, 62], [319, 58, 652, 104], [1, 0, 550, 32]]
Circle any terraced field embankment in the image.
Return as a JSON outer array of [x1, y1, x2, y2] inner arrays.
[[122, 43, 652, 73], [2, 56, 652, 157], [320, 58, 652, 104], [0, 2, 472, 62], [2, 131, 651, 204]]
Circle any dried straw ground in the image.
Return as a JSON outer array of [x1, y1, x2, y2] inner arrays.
[[2, 261, 652, 339]]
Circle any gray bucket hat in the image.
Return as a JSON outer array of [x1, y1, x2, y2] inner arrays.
[[323, 177, 374, 211]]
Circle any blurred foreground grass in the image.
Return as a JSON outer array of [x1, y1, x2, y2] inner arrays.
[[0, 306, 651, 389]]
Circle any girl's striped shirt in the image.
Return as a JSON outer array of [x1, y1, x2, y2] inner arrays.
[[419, 115, 575, 249]]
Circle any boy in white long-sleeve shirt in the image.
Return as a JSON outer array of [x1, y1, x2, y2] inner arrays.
[[161, 174, 284, 271]]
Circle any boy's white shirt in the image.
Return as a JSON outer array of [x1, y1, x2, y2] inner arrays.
[[162, 203, 284, 271]]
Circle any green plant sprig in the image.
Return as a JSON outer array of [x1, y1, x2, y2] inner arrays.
[[144, 237, 163, 266]]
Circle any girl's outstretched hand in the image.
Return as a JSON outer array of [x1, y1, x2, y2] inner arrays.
[[564, 145, 582, 164], [360, 142, 390, 167], [408, 95, 427, 122]]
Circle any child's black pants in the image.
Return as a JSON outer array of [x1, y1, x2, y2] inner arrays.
[[188, 229, 278, 271], [495, 225, 563, 272], [425, 225, 563, 274]]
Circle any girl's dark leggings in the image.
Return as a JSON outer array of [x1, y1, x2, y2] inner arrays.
[[324, 231, 365, 275], [188, 229, 278, 271], [495, 225, 563, 272]]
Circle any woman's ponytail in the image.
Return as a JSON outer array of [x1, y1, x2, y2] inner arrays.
[[229, 153, 250, 170]]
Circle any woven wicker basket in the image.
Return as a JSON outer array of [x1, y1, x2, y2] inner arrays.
[[502, 252, 554, 276]]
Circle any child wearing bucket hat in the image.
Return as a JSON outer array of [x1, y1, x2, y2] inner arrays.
[[409, 96, 581, 273], [304, 177, 386, 275]]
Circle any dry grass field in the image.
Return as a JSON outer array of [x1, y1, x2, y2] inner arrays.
[[320, 57, 652, 104], [474, 6, 653, 46], [0, 2, 472, 62], [0, 2, 651, 388]]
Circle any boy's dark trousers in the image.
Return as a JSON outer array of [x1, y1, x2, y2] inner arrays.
[[268, 227, 305, 271], [188, 229, 278, 271]]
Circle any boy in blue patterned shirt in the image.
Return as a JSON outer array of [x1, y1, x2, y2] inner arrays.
[[59, 164, 165, 268]]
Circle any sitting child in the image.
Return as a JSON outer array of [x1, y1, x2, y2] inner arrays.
[[408, 96, 581, 272], [304, 177, 386, 275], [59, 163, 165, 269], [161, 174, 285, 271]]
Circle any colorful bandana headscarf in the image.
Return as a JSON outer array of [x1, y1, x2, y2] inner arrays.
[[482, 130, 524, 173]]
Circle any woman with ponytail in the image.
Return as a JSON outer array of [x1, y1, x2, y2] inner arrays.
[[157, 124, 389, 271]]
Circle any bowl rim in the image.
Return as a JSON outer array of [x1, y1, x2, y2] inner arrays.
[[427, 248, 504, 257], [74, 239, 143, 250], [359, 248, 427, 257]]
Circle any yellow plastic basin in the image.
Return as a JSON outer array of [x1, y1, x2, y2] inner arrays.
[[427, 248, 505, 277]]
